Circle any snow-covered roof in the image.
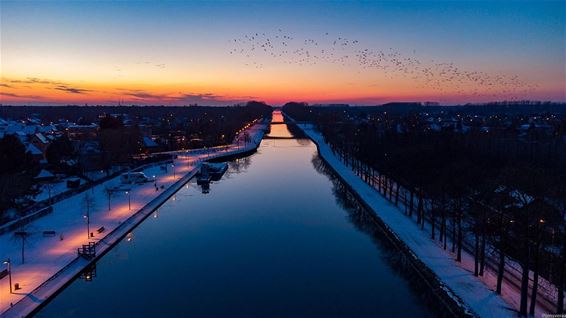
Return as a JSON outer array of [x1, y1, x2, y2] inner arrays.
[[143, 136, 159, 148], [38, 125, 57, 133], [23, 125, 39, 135], [510, 189, 535, 207], [35, 133, 49, 144], [26, 143, 43, 155], [77, 140, 101, 154], [67, 123, 98, 129], [16, 133, 28, 144], [34, 169, 55, 179], [518, 123, 553, 131], [429, 123, 441, 132]]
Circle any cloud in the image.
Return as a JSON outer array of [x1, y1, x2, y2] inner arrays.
[[116, 89, 254, 105], [0, 92, 42, 99], [54, 85, 92, 94], [175, 92, 223, 101], [0, 83, 14, 88], [170, 92, 257, 105], [9, 77, 64, 86], [121, 90, 167, 99]]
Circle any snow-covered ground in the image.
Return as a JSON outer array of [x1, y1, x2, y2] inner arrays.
[[32, 177, 86, 203], [0, 120, 268, 317], [293, 121, 518, 318], [26, 167, 126, 206]]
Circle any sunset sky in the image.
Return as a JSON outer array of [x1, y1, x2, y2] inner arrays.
[[1, 0, 564, 106]]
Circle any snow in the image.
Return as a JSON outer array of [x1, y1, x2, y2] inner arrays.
[[34, 133, 48, 145], [31, 177, 85, 203], [34, 170, 55, 180], [25, 143, 42, 156], [292, 120, 518, 318], [83, 169, 121, 183], [0, 120, 268, 317], [143, 136, 158, 148]]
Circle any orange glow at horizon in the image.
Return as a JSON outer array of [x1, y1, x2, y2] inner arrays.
[[4, 74, 557, 106]]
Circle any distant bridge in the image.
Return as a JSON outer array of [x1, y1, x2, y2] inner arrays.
[[263, 135, 295, 139], [270, 121, 308, 125]]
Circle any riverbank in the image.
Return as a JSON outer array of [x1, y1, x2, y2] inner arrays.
[[0, 120, 268, 318], [289, 118, 515, 318]]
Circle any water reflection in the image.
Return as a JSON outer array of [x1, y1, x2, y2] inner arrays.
[[79, 264, 96, 282], [37, 117, 435, 318], [225, 156, 253, 176], [311, 154, 453, 318]]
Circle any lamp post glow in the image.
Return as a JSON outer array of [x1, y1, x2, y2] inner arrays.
[[83, 213, 90, 239], [3, 258, 12, 294], [126, 191, 131, 210]]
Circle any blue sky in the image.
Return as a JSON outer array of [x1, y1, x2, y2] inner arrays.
[[1, 0, 564, 105]]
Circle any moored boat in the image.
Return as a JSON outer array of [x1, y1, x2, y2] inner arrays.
[[197, 165, 212, 185], [205, 162, 228, 181]]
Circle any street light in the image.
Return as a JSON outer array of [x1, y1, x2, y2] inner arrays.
[[83, 213, 90, 239], [3, 258, 12, 294], [172, 164, 176, 179], [126, 191, 131, 210]]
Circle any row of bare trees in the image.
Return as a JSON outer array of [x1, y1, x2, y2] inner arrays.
[[283, 102, 566, 316]]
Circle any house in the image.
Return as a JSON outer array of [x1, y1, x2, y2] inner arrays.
[[34, 169, 56, 182], [66, 124, 98, 141], [75, 140, 103, 171], [31, 133, 50, 154], [142, 136, 160, 152], [26, 143, 44, 163]]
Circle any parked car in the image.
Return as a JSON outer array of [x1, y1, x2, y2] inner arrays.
[[120, 172, 154, 184]]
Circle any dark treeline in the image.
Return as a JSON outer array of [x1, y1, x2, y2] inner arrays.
[[283, 101, 566, 316], [0, 102, 272, 124], [1, 102, 272, 157], [0, 135, 37, 218], [143, 101, 272, 150], [287, 101, 566, 118]]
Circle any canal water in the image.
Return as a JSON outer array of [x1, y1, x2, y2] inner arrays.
[[37, 112, 434, 317]]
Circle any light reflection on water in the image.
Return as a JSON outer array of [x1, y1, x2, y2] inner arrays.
[[36, 113, 434, 318]]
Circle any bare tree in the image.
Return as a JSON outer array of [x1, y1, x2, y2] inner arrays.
[[104, 186, 116, 211]]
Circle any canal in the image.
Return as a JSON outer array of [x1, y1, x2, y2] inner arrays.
[[36, 111, 435, 317]]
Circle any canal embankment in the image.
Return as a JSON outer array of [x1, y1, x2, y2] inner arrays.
[[0, 120, 268, 318], [287, 116, 515, 318]]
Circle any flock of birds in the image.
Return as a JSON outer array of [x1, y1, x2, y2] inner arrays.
[[228, 29, 537, 99]]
